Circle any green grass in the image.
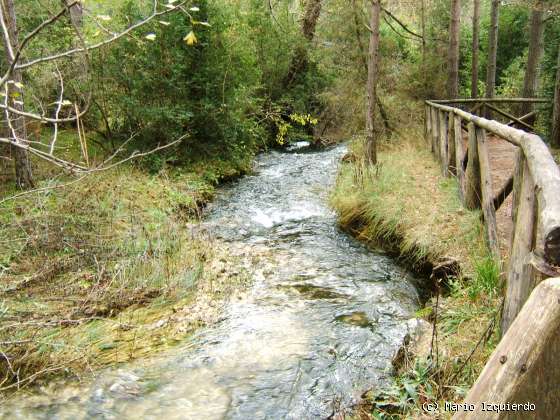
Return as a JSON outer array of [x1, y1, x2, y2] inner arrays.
[[330, 129, 503, 418], [0, 135, 254, 394]]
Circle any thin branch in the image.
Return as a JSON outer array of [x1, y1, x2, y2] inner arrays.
[[383, 15, 419, 42], [0, 2, 76, 88], [382, 7, 423, 39], [49, 65, 64, 155], [15, 1, 187, 70], [0, 135, 185, 205]]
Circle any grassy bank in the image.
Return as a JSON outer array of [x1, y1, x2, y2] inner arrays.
[[0, 146, 254, 396], [331, 129, 502, 418]]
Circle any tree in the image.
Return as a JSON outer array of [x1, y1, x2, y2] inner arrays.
[[472, 0, 481, 98], [447, 0, 461, 99], [552, 46, 560, 147], [0, 0, 188, 189], [1, 0, 34, 188], [283, 0, 322, 89], [485, 0, 500, 111], [520, 0, 545, 119], [365, 0, 381, 165]]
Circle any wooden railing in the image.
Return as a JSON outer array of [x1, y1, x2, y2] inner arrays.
[[424, 98, 560, 335]]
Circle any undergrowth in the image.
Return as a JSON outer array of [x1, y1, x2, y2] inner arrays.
[[0, 141, 253, 396]]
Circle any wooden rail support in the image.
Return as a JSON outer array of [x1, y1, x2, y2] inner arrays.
[[477, 127, 500, 259], [454, 277, 560, 420], [493, 175, 514, 211], [464, 122, 482, 210], [485, 103, 535, 132]]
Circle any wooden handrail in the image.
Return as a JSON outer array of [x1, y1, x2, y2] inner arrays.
[[432, 98, 548, 104], [424, 99, 560, 337]]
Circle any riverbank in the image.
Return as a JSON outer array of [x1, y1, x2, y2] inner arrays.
[[0, 152, 254, 397], [331, 128, 502, 418]]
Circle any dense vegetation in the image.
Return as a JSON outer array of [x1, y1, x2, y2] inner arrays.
[[1, 0, 559, 415]]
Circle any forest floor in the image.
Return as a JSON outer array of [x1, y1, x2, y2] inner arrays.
[[331, 128, 502, 419], [0, 133, 256, 396]]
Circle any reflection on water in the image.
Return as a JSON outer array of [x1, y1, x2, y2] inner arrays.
[[2, 144, 419, 419]]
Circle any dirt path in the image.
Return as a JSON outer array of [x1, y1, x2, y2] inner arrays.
[[487, 135, 517, 259], [462, 134, 517, 261]]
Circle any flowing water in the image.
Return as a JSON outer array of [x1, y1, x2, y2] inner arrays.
[[2, 143, 420, 419]]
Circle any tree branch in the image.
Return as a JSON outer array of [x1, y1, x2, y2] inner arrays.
[[15, 1, 188, 70]]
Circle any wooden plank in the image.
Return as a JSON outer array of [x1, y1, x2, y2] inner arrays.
[[507, 110, 537, 127], [477, 127, 500, 259], [454, 277, 560, 419], [426, 100, 560, 266], [453, 115, 466, 203], [485, 103, 535, 132], [492, 174, 514, 211], [468, 102, 484, 115], [464, 122, 482, 210], [439, 110, 449, 176], [501, 154, 537, 335], [447, 111, 456, 175]]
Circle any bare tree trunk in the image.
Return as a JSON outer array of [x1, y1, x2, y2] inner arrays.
[[1, 0, 34, 189], [365, 0, 381, 165], [447, 0, 461, 99], [421, 0, 427, 95], [485, 0, 500, 117], [283, 0, 322, 89], [552, 47, 560, 148], [471, 0, 480, 98], [520, 1, 545, 119], [64, 0, 82, 27]]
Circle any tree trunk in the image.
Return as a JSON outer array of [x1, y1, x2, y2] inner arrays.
[[471, 0, 480, 99], [283, 0, 322, 89], [552, 47, 560, 148], [421, 0, 427, 94], [65, 0, 82, 27], [447, 0, 461, 99], [0, 0, 34, 189], [520, 1, 545, 119], [485, 0, 500, 117], [365, 0, 381, 165]]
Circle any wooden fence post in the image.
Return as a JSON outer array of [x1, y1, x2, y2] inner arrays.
[[435, 109, 440, 157], [464, 122, 482, 209], [447, 111, 456, 175], [501, 152, 537, 335], [424, 104, 431, 143], [439, 110, 449, 176], [431, 107, 438, 154], [477, 127, 500, 259], [454, 115, 465, 202]]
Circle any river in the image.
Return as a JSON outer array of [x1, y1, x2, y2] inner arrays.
[[2, 143, 420, 419]]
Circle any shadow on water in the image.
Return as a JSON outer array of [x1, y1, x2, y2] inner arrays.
[[2, 142, 420, 419]]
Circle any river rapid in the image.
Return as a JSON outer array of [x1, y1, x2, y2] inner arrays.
[[2, 143, 420, 419]]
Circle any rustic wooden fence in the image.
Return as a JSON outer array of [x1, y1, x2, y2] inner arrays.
[[424, 98, 560, 336], [453, 277, 560, 419]]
